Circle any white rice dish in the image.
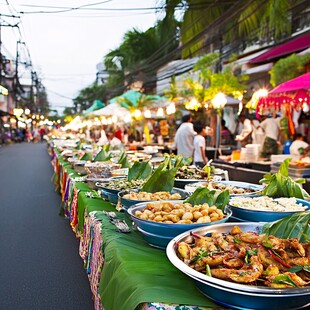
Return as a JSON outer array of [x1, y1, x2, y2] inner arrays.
[[229, 196, 307, 212]]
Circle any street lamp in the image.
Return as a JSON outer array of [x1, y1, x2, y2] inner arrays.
[[212, 93, 227, 158]]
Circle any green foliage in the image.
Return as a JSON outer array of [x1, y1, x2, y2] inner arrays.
[[260, 158, 309, 199], [117, 151, 131, 168], [80, 153, 92, 161], [74, 83, 107, 112], [262, 211, 310, 243], [93, 145, 111, 162], [104, 19, 179, 91], [184, 187, 230, 210], [180, 53, 248, 104], [128, 161, 152, 181], [141, 154, 184, 193], [270, 53, 310, 87]]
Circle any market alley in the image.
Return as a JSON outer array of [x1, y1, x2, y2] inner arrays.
[[0, 143, 93, 309]]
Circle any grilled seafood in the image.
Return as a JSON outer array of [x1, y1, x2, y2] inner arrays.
[[176, 226, 310, 287]]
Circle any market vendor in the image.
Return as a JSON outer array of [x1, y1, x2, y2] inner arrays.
[[107, 132, 123, 150], [260, 114, 281, 159], [290, 133, 310, 158]]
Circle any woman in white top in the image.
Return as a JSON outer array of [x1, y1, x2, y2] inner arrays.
[[193, 123, 208, 168]]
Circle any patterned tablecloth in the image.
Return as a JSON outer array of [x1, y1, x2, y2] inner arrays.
[[51, 148, 225, 310]]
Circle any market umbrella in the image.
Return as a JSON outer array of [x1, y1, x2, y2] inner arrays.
[[91, 102, 131, 119], [257, 72, 310, 111], [257, 72, 310, 137], [82, 100, 105, 115], [110, 90, 165, 110], [109, 90, 142, 108], [269, 72, 310, 94]]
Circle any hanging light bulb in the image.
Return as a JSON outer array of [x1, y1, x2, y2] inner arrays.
[[166, 102, 176, 115], [133, 109, 142, 119], [144, 109, 152, 118], [157, 107, 164, 117], [112, 115, 118, 123], [212, 93, 227, 110], [185, 98, 201, 111], [101, 117, 107, 125], [124, 114, 132, 123]]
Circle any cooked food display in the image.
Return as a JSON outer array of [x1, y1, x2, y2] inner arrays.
[[175, 166, 209, 180], [186, 181, 260, 195], [123, 191, 181, 201], [229, 196, 307, 212], [134, 201, 225, 224], [177, 225, 310, 288], [97, 179, 146, 191]]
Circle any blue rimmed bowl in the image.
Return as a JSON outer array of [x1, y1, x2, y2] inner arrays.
[[100, 189, 119, 205], [136, 226, 172, 250], [166, 222, 310, 310], [185, 181, 264, 196], [228, 196, 310, 222], [118, 187, 189, 211], [128, 201, 232, 249]]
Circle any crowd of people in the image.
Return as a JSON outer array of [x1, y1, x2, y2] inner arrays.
[[1, 126, 47, 144], [174, 110, 309, 163]]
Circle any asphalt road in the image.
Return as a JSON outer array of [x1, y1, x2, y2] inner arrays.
[[0, 143, 93, 310]]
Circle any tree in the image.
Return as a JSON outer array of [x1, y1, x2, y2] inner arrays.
[[161, 0, 298, 58], [103, 18, 180, 93], [269, 53, 310, 87], [180, 53, 248, 106], [74, 83, 107, 113]]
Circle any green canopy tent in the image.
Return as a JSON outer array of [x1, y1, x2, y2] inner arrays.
[[82, 100, 105, 115], [110, 90, 167, 110]]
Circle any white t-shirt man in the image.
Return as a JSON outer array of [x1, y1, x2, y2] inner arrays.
[[193, 135, 206, 164], [174, 122, 196, 159], [290, 140, 309, 156], [260, 117, 280, 141]]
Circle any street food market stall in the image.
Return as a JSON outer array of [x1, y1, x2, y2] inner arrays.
[[49, 136, 310, 310]]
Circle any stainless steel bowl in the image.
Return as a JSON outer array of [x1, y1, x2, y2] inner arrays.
[[166, 222, 310, 299], [185, 181, 263, 196]]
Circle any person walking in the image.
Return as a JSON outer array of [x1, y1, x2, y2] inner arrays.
[[39, 127, 46, 142], [174, 114, 196, 160], [193, 122, 208, 168]]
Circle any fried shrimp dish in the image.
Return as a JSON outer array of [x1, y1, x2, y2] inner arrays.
[[177, 226, 310, 288]]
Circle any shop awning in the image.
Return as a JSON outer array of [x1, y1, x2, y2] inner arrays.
[[249, 32, 310, 64], [82, 100, 105, 115]]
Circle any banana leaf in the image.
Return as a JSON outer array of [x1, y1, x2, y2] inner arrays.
[[260, 158, 309, 199], [75, 141, 82, 150], [262, 211, 310, 243], [128, 161, 152, 181], [80, 152, 92, 161], [93, 147, 111, 162], [117, 151, 130, 168], [141, 155, 184, 193], [184, 187, 230, 210]]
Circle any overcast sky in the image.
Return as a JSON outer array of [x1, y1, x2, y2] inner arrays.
[[1, 0, 159, 114]]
